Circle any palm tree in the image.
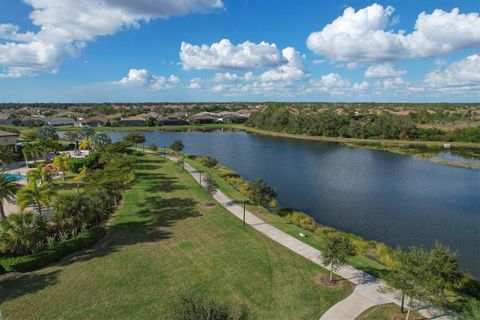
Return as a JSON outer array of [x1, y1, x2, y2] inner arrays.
[[53, 156, 69, 180], [26, 165, 44, 185], [0, 171, 21, 219], [22, 144, 33, 168], [0, 212, 47, 255], [73, 166, 88, 193], [16, 182, 55, 217], [22, 143, 43, 168]]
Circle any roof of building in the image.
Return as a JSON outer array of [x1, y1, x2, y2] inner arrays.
[[120, 114, 148, 121], [79, 115, 111, 123], [190, 113, 218, 120], [0, 130, 19, 137], [49, 117, 75, 121]]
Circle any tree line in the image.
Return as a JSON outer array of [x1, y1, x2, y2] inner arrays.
[[246, 106, 480, 143]]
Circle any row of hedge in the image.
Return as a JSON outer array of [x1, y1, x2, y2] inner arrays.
[[0, 227, 105, 273], [68, 152, 100, 173]]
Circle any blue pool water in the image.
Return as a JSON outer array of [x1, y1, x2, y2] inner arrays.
[[5, 173, 26, 181]]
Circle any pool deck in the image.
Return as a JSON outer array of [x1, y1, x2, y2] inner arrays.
[[3, 167, 30, 217]]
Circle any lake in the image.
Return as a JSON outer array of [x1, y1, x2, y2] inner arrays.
[[106, 130, 480, 277]]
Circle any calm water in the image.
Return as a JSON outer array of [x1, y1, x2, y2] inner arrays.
[[107, 131, 480, 276]]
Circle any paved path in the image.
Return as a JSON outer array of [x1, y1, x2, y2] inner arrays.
[[158, 152, 451, 320]]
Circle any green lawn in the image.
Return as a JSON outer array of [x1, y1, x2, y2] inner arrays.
[[183, 156, 390, 280], [0, 154, 352, 319], [356, 303, 425, 320]]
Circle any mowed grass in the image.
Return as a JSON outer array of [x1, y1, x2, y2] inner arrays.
[[183, 157, 390, 280], [0, 154, 352, 319]]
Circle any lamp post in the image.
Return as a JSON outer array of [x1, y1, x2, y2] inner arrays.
[[199, 171, 203, 188], [243, 201, 246, 226]]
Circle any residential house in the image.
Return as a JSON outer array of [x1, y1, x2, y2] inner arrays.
[[0, 130, 19, 151], [20, 116, 46, 126], [118, 114, 148, 126], [48, 117, 75, 126], [190, 112, 218, 124], [216, 111, 248, 123], [158, 116, 189, 126], [0, 113, 13, 125], [75, 115, 111, 127]]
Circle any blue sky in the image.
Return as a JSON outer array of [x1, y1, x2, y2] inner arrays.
[[0, 0, 479, 102]]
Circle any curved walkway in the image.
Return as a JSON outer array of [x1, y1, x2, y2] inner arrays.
[[158, 152, 451, 320]]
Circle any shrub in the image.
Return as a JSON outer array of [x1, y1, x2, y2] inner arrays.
[[0, 227, 105, 272], [201, 156, 218, 168], [68, 152, 100, 173], [51, 190, 114, 234], [276, 209, 317, 232], [458, 274, 480, 299], [172, 296, 252, 320], [170, 139, 184, 152], [0, 212, 47, 255], [315, 226, 338, 238], [215, 166, 240, 179]]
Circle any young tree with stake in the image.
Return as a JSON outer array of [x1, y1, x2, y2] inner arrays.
[[321, 234, 356, 283], [204, 173, 218, 205], [247, 179, 277, 210]]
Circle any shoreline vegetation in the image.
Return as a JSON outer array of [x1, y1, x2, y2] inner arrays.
[[171, 150, 479, 315], [43, 123, 480, 169], [3, 122, 479, 168]]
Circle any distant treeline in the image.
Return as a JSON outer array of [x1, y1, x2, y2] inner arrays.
[[246, 106, 480, 143]]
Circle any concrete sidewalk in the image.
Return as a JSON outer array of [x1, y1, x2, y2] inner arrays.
[[159, 152, 451, 320]]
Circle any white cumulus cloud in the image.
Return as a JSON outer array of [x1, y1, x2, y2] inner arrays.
[[259, 47, 308, 82], [306, 4, 480, 62], [180, 39, 285, 70], [424, 54, 480, 92], [115, 69, 179, 90], [365, 63, 407, 78], [0, 0, 223, 77], [214, 72, 240, 82], [188, 77, 204, 89]]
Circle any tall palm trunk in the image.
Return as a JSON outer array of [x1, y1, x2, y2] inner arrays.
[[24, 152, 29, 168], [400, 291, 405, 313], [37, 202, 43, 217], [0, 202, 6, 219]]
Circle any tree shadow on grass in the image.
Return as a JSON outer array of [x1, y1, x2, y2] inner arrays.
[[135, 173, 186, 193], [0, 157, 200, 302], [58, 196, 200, 267], [141, 197, 201, 227], [0, 270, 61, 304]]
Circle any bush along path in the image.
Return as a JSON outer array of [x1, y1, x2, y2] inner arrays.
[[146, 150, 453, 320]]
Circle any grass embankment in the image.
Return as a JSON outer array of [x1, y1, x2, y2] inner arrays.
[[181, 154, 478, 315], [182, 156, 389, 279], [0, 154, 352, 320], [356, 303, 425, 320], [235, 125, 480, 149]]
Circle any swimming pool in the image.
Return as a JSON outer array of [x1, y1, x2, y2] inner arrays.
[[5, 173, 26, 181]]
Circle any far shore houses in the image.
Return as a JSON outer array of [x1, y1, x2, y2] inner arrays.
[[0, 104, 256, 129]]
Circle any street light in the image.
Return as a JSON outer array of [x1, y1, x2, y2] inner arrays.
[[243, 200, 246, 226], [198, 170, 203, 188]]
